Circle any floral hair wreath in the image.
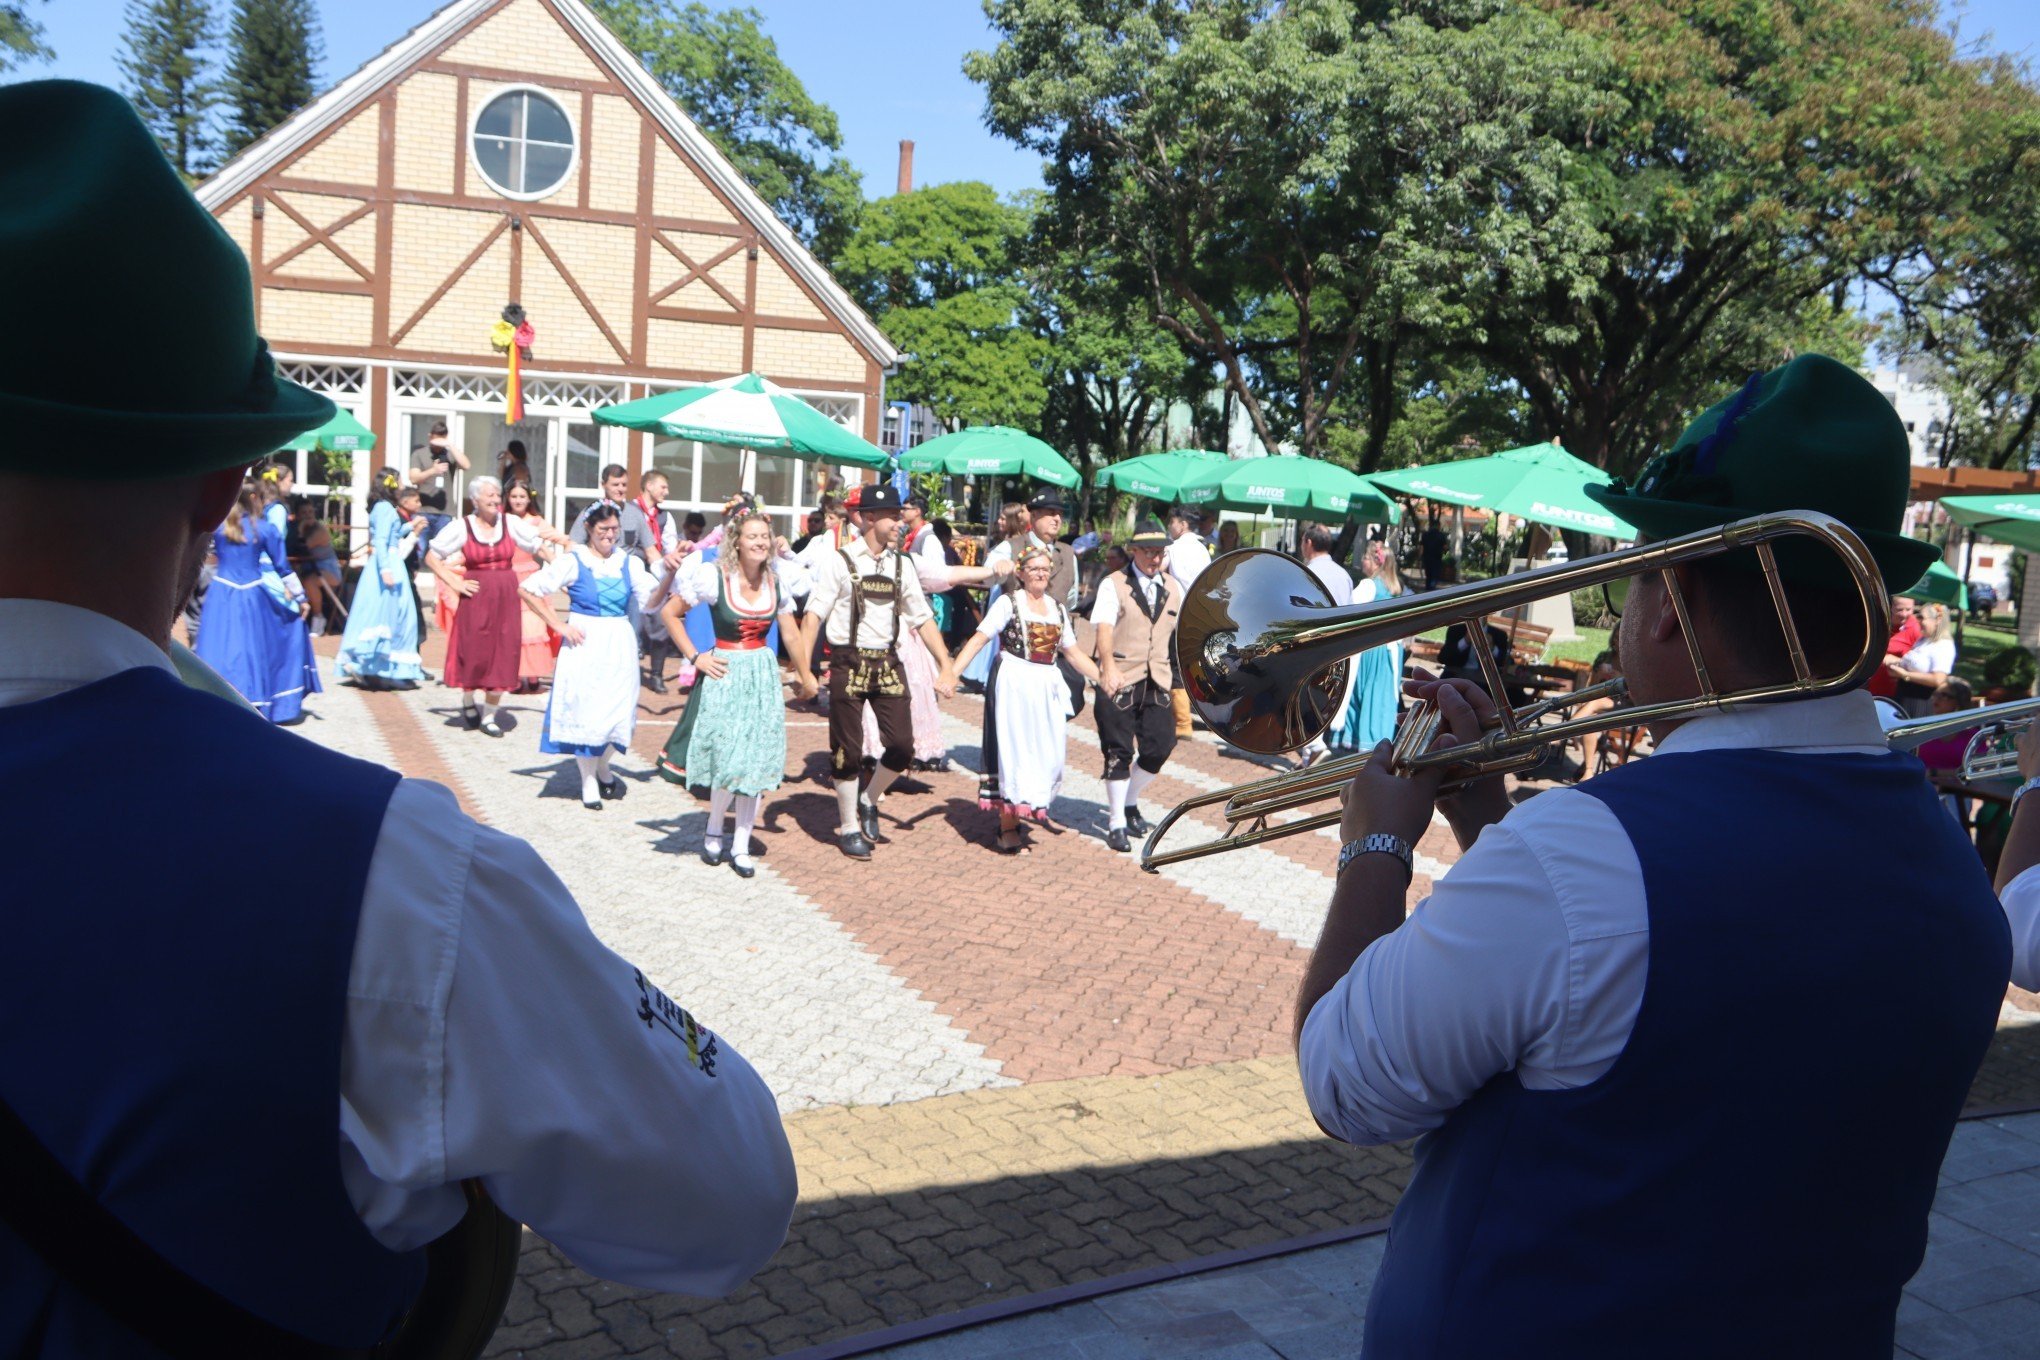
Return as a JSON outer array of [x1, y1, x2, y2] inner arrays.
[[1014, 543, 1055, 573]]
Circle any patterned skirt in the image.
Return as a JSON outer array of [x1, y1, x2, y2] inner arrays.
[[665, 647, 787, 795]]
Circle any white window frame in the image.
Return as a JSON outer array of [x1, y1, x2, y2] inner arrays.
[[468, 84, 579, 203]]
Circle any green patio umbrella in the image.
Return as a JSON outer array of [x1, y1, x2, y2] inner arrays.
[[281, 407, 377, 453], [1094, 449, 1231, 502], [1369, 441, 1635, 539], [1904, 558, 1969, 611], [1178, 455, 1400, 524], [1938, 493, 2040, 554], [897, 425, 1080, 488], [592, 372, 889, 469]]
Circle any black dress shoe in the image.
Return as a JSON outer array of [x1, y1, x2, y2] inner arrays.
[[1106, 826, 1132, 853], [858, 799, 882, 843], [837, 830, 873, 860], [647, 671, 668, 694], [480, 719, 504, 738], [598, 775, 627, 802], [700, 842, 727, 867], [461, 702, 481, 729], [730, 854, 756, 879], [583, 796, 604, 811], [1124, 806, 1151, 837]]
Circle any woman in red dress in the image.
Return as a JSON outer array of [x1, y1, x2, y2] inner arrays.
[[426, 475, 550, 736]]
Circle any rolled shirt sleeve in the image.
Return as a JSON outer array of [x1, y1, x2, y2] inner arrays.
[[520, 549, 579, 600], [1298, 791, 1649, 1147], [1089, 578, 1121, 629], [342, 781, 797, 1295], [2003, 866, 2040, 992]]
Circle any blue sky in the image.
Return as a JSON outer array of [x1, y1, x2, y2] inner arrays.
[[21, 0, 2040, 201]]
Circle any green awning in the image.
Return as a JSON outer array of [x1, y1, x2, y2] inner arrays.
[[898, 426, 1080, 488], [1904, 558, 1968, 610], [1368, 441, 1635, 539], [1093, 449, 1231, 501]]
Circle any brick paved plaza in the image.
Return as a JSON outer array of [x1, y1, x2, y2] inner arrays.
[[294, 639, 2040, 1359]]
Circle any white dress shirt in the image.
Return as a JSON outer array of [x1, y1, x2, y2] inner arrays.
[[805, 537, 933, 647], [1163, 532, 1211, 596], [1305, 553, 1354, 607], [1087, 564, 1166, 629], [1299, 691, 1893, 1147], [0, 599, 797, 1296], [1900, 635, 1956, 678], [1998, 867, 2040, 992]]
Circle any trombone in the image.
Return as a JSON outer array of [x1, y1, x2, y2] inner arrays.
[[1140, 510, 1889, 872], [1886, 695, 2040, 781]]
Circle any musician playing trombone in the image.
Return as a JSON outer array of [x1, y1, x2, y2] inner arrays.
[[1294, 355, 2010, 1356]]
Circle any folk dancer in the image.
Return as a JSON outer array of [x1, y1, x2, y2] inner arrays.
[[1326, 542, 1407, 754], [632, 469, 683, 693], [797, 484, 957, 860], [425, 475, 564, 737], [1297, 354, 2009, 1355], [504, 478, 562, 691], [194, 480, 317, 723], [974, 490, 1081, 808], [659, 512, 817, 878], [862, 491, 1009, 773], [1090, 520, 1185, 853], [254, 459, 323, 712], [952, 544, 1104, 853], [336, 473, 428, 688], [1163, 505, 1212, 737], [0, 82, 793, 1355], [521, 502, 668, 810]]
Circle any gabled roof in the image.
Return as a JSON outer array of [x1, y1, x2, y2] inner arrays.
[[196, 0, 899, 369]]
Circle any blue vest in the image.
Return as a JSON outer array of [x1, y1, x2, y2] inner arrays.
[[0, 666, 426, 1354], [1363, 748, 2010, 1358]]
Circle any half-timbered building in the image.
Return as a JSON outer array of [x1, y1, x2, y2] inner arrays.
[[198, 0, 899, 534]]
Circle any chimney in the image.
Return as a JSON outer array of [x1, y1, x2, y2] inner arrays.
[[897, 140, 914, 195]]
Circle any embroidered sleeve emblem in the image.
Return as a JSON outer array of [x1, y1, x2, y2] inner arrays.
[[634, 968, 719, 1077]]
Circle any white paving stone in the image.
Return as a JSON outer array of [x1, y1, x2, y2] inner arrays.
[[305, 679, 1010, 1114]]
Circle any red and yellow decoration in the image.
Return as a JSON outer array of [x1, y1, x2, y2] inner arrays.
[[489, 303, 536, 423]]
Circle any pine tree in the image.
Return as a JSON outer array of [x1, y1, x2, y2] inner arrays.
[[117, 0, 220, 181], [0, 2, 54, 75], [222, 0, 321, 157]]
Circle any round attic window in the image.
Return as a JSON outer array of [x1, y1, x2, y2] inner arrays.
[[472, 88, 575, 200]]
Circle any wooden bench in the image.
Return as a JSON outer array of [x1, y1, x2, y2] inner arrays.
[[1500, 618, 1553, 666]]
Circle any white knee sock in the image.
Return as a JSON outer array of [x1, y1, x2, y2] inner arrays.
[[705, 786, 733, 855], [834, 779, 860, 833], [1106, 778, 1130, 829], [480, 696, 499, 724], [863, 763, 902, 808], [595, 748, 615, 783], [576, 755, 600, 803], [732, 794, 759, 859], [1126, 764, 1159, 810]]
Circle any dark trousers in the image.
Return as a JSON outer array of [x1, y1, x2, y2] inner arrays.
[[1096, 678, 1178, 780], [830, 658, 912, 778]]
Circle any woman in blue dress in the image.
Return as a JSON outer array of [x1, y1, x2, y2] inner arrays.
[[257, 461, 323, 711], [195, 482, 318, 723], [336, 473, 428, 689], [1326, 542, 1406, 752]]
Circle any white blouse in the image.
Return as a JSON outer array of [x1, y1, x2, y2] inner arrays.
[[1900, 636, 1956, 677], [429, 513, 538, 559], [669, 555, 810, 612], [979, 592, 1080, 655], [521, 545, 664, 612]]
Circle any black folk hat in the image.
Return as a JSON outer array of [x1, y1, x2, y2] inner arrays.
[[1127, 520, 1169, 548], [0, 81, 332, 479], [1027, 490, 1067, 514], [858, 483, 905, 513]]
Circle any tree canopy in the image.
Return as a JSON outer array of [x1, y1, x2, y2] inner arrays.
[[222, 0, 321, 156], [590, 0, 863, 263], [0, 2, 51, 74], [119, 0, 221, 181]]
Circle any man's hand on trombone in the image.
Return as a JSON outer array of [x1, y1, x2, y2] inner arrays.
[[1388, 678, 1516, 853]]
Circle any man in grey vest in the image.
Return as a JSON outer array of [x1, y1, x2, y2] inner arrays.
[[1092, 521, 1184, 852]]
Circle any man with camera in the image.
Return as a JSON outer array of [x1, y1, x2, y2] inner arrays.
[[407, 418, 470, 554]]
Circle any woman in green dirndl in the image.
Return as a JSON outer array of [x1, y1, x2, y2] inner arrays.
[[657, 513, 816, 877]]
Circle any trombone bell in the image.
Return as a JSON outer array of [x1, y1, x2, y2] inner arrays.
[[1177, 549, 1351, 755]]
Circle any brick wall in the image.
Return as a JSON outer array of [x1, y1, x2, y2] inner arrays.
[[441, 0, 605, 83], [291, 108, 379, 184], [394, 72, 459, 194]]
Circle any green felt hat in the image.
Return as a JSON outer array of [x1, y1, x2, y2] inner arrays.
[[1585, 354, 1937, 590], [0, 81, 331, 479]]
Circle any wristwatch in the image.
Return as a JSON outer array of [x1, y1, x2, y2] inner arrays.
[[2013, 776, 2040, 815], [1338, 832, 1413, 883]]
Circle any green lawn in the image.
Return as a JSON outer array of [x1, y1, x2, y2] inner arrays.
[[1955, 619, 2023, 692]]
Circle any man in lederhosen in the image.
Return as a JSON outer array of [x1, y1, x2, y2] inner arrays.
[[1091, 520, 1184, 852], [799, 484, 956, 859]]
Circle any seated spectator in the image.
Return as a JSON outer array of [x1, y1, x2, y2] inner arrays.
[[1576, 648, 1629, 776], [1912, 677, 1981, 773], [1885, 601, 1956, 717]]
